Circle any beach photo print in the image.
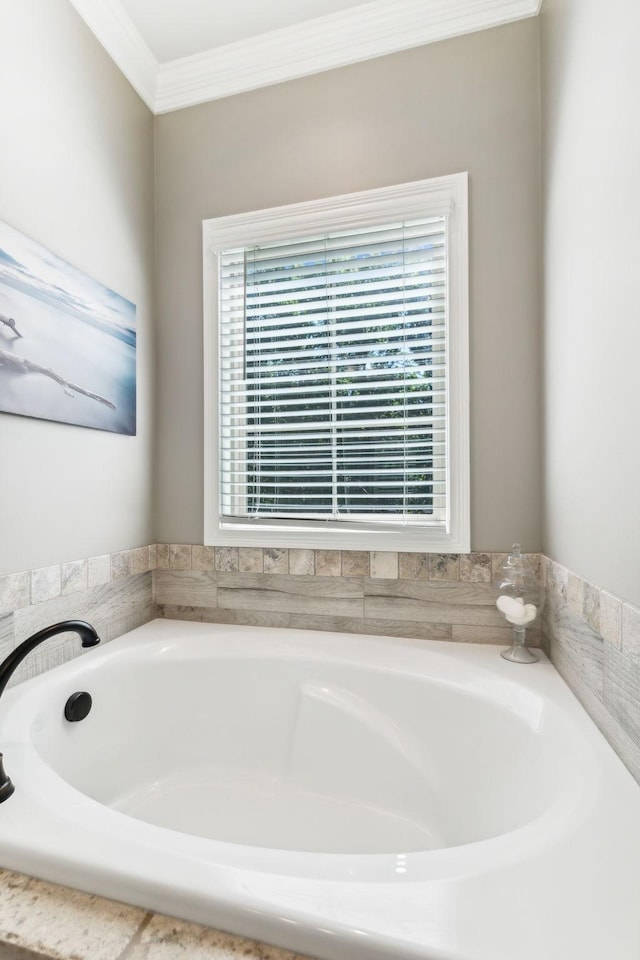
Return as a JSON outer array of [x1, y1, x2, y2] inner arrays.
[[0, 220, 136, 435]]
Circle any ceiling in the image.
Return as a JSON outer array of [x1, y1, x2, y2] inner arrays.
[[68, 0, 541, 114], [120, 0, 372, 62]]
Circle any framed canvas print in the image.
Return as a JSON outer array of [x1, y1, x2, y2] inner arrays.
[[0, 220, 136, 435]]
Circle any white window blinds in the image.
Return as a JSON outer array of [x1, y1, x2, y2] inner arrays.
[[218, 217, 448, 529]]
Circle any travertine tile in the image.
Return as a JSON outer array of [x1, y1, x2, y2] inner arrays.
[[0, 614, 14, 662], [155, 544, 170, 570], [192, 545, 215, 571], [154, 571, 217, 609], [130, 546, 150, 575], [8, 631, 76, 684], [621, 602, 640, 657], [429, 554, 460, 581], [365, 577, 499, 604], [30, 565, 61, 604], [364, 578, 502, 627], [0, 571, 29, 615], [87, 554, 111, 587], [0, 869, 145, 960], [547, 559, 569, 603], [160, 606, 291, 630], [289, 549, 314, 576], [169, 544, 192, 570], [132, 912, 312, 960], [491, 553, 509, 583], [217, 573, 363, 618], [552, 636, 640, 785], [543, 558, 640, 784], [99, 602, 155, 644], [527, 553, 542, 580], [460, 553, 491, 583], [11, 575, 153, 681], [264, 548, 288, 574], [61, 559, 88, 596], [567, 572, 585, 618], [452, 623, 536, 645], [238, 547, 263, 573], [603, 643, 640, 754], [341, 551, 369, 577], [399, 553, 429, 580], [583, 581, 600, 633], [111, 550, 131, 580], [600, 591, 622, 649], [215, 546, 239, 572], [290, 614, 451, 642], [545, 605, 604, 704], [149, 543, 157, 570], [315, 550, 341, 577], [370, 552, 398, 579]]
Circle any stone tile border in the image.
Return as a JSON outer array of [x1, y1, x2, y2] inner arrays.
[[149, 547, 541, 648], [543, 556, 640, 654], [154, 545, 536, 584], [0, 544, 541, 619], [0, 546, 156, 617], [0, 542, 543, 634], [543, 556, 640, 784]]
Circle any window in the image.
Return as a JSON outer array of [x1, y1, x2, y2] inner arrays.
[[204, 174, 469, 552]]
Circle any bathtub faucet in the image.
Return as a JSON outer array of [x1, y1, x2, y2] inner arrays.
[[0, 620, 101, 803]]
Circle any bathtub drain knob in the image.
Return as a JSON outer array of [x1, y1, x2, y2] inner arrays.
[[64, 691, 92, 722]]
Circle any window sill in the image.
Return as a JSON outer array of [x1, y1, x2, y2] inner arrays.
[[205, 522, 470, 554]]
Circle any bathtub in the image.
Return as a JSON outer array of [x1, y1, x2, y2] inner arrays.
[[0, 619, 638, 960]]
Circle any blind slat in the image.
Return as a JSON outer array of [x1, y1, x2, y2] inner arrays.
[[221, 351, 445, 377]]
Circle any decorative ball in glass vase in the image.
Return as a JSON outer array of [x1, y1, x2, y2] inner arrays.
[[496, 543, 544, 663]]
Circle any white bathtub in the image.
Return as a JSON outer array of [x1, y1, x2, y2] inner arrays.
[[0, 619, 638, 960]]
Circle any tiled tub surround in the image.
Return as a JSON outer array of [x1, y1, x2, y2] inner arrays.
[[154, 545, 542, 647], [0, 547, 156, 687], [0, 544, 541, 686], [0, 546, 638, 960], [543, 557, 640, 784]]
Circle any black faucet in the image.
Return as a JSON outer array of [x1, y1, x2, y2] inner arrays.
[[0, 620, 100, 803]]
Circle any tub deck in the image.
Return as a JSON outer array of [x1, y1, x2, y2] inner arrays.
[[0, 866, 315, 960]]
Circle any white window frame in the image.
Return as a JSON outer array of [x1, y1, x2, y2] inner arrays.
[[203, 173, 469, 553]]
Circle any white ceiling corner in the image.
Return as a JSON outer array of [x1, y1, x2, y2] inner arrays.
[[68, 0, 541, 115]]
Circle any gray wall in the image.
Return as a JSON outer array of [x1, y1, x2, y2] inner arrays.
[[541, 0, 640, 605], [154, 19, 542, 553], [0, 0, 155, 576]]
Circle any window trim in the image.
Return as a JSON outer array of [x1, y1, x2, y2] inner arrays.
[[203, 173, 470, 553]]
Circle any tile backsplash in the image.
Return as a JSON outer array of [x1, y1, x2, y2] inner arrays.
[[543, 557, 640, 783], [0, 546, 156, 687], [152, 545, 534, 646], [154, 544, 516, 584]]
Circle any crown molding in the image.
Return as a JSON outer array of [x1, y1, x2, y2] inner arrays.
[[71, 0, 540, 115], [68, 0, 158, 110]]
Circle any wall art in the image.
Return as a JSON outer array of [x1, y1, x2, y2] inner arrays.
[[0, 220, 136, 435]]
